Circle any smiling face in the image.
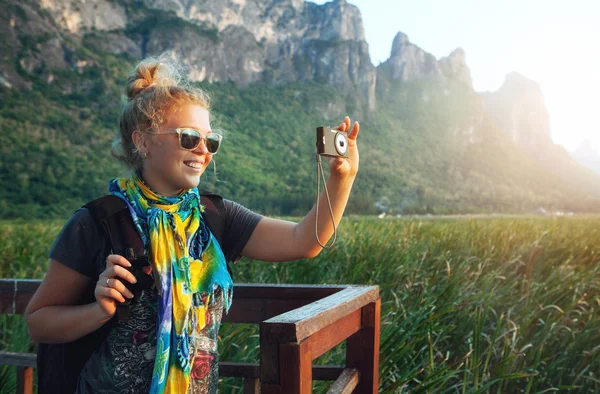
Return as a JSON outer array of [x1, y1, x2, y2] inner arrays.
[[138, 104, 213, 196]]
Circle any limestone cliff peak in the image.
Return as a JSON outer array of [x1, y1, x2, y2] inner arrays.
[[390, 31, 410, 56], [481, 72, 552, 153], [439, 47, 472, 88]]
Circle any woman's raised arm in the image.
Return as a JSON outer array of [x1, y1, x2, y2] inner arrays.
[[241, 116, 360, 261]]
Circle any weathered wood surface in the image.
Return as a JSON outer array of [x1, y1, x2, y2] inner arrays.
[[243, 377, 260, 394], [16, 366, 33, 394], [219, 361, 260, 378], [261, 285, 379, 343], [0, 351, 36, 368], [260, 337, 281, 383], [221, 283, 348, 323], [307, 308, 362, 360], [0, 279, 346, 318], [219, 361, 343, 380], [346, 299, 381, 393], [225, 298, 317, 324], [279, 341, 312, 394], [0, 279, 40, 314], [326, 368, 359, 394], [233, 283, 346, 299]]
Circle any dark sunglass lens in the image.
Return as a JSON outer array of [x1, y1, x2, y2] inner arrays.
[[180, 129, 201, 150], [206, 135, 221, 153]]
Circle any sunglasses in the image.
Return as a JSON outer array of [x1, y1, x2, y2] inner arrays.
[[148, 128, 222, 154]]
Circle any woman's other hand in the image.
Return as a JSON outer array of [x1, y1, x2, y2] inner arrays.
[[95, 254, 137, 319], [326, 116, 360, 179]]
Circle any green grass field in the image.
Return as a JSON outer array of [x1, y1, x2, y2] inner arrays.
[[1, 216, 599, 393]]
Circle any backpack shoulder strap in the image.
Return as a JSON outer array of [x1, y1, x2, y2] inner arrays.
[[84, 195, 144, 258], [84, 195, 129, 223]]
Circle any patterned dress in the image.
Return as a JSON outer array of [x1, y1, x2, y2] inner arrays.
[[76, 288, 224, 394]]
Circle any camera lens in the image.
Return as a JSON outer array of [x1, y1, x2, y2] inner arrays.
[[334, 133, 348, 156]]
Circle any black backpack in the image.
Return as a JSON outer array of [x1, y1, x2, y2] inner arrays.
[[37, 192, 227, 394]]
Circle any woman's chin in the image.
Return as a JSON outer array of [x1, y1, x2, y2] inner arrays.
[[180, 174, 202, 189]]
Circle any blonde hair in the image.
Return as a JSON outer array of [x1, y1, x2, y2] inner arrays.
[[112, 54, 212, 169]]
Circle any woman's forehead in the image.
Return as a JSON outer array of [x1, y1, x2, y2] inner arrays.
[[164, 104, 210, 129]]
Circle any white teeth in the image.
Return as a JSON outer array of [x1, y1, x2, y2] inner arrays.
[[185, 162, 202, 169]]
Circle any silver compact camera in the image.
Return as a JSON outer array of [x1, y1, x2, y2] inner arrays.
[[316, 126, 349, 158]]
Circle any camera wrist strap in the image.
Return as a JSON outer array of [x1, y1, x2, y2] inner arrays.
[[315, 154, 337, 249]]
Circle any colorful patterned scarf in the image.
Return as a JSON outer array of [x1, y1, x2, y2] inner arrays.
[[109, 176, 233, 394]]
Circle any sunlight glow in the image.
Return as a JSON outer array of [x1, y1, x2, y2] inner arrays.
[[312, 0, 600, 152]]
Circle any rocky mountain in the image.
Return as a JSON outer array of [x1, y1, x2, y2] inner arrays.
[[1, 0, 478, 114], [2, 0, 377, 109], [573, 140, 600, 176], [1, 0, 600, 218], [480, 72, 600, 197], [480, 72, 553, 154], [378, 32, 472, 88]]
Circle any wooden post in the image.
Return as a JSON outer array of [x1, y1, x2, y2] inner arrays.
[[345, 298, 381, 393], [243, 378, 260, 394], [16, 366, 33, 394], [279, 341, 312, 394], [260, 327, 282, 394]]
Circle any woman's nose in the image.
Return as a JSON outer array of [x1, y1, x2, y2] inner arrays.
[[193, 139, 209, 154]]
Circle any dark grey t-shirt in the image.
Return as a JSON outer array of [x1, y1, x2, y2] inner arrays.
[[48, 199, 262, 393]]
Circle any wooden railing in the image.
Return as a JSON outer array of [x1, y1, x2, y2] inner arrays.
[[0, 279, 380, 393]]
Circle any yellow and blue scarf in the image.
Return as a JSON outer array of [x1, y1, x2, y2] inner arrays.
[[109, 176, 233, 393]]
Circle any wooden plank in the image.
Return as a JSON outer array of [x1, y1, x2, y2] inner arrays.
[[219, 362, 260, 378], [0, 357, 341, 385], [232, 283, 345, 299], [346, 299, 381, 393], [225, 283, 346, 323], [261, 384, 282, 394], [260, 336, 280, 384], [219, 362, 343, 381], [313, 365, 344, 381], [262, 286, 379, 343], [16, 366, 33, 394], [0, 280, 345, 316], [0, 279, 40, 314], [219, 361, 343, 380], [326, 368, 359, 394], [308, 309, 362, 360], [243, 378, 260, 394], [279, 341, 312, 394], [224, 298, 316, 324], [0, 351, 37, 368]]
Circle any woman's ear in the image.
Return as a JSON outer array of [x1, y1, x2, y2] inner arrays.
[[132, 130, 148, 155]]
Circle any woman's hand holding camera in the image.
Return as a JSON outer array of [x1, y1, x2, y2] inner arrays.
[[95, 254, 137, 319], [327, 116, 360, 180]]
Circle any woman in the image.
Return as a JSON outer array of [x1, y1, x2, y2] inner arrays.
[[24, 55, 360, 393]]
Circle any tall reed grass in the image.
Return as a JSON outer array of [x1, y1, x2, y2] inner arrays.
[[1, 216, 599, 393]]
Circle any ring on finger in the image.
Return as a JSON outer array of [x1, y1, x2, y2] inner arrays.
[[106, 278, 110, 287]]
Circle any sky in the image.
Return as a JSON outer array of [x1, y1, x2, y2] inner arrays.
[[313, 0, 600, 152]]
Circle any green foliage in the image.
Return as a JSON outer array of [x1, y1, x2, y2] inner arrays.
[[1, 217, 599, 392]]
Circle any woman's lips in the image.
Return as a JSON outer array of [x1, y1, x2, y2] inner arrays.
[[184, 161, 204, 169]]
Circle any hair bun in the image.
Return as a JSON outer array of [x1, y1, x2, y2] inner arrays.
[[126, 55, 183, 100]]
